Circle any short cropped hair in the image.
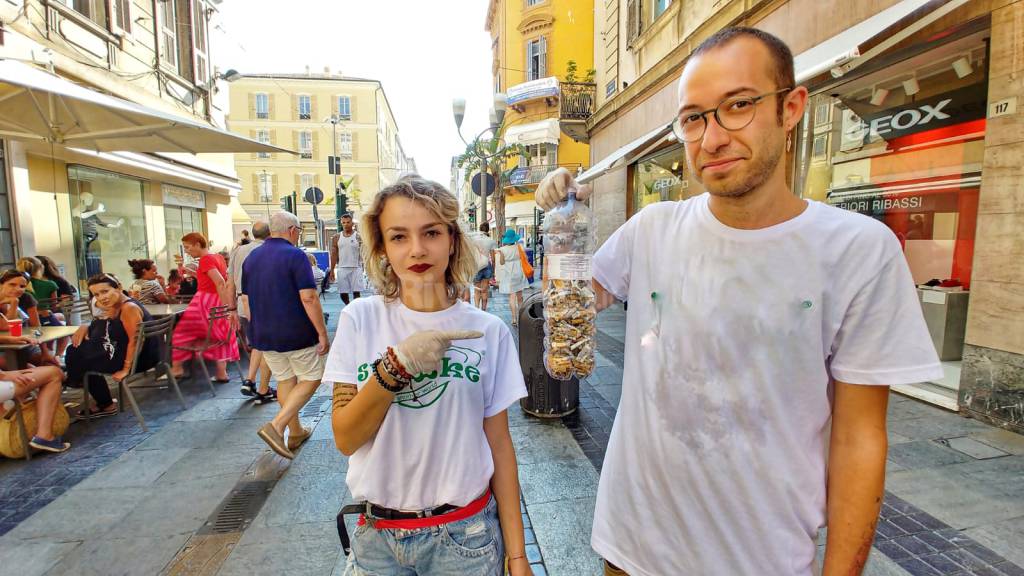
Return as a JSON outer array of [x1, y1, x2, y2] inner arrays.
[[181, 232, 208, 249]]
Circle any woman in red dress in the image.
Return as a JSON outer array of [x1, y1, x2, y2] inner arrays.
[[171, 232, 238, 382]]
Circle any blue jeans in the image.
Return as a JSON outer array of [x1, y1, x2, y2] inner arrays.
[[343, 498, 505, 575]]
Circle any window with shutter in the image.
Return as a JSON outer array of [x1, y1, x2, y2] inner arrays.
[[351, 132, 359, 161], [158, 0, 178, 69], [192, 0, 209, 86], [338, 96, 351, 120], [299, 95, 312, 120], [111, 0, 132, 35], [539, 36, 547, 78], [255, 94, 269, 119], [312, 132, 320, 159], [256, 130, 271, 159], [527, 37, 548, 81], [339, 132, 353, 159], [257, 173, 273, 203], [299, 131, 313, 159], [627, 0, 643, 42]]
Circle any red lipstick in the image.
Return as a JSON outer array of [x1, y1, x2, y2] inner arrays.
[[408, 264, 433, 273]]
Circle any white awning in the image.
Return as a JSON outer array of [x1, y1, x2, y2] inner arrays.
[[576, 122, 673, 185], [503, 119, 561, 147], [795, 0, 969, 83], [504, 199, 538, 220], [0, 59, 290, 154]]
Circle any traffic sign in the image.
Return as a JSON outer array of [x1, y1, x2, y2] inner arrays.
[[471, 172, 496, 197], [304, 186, 324, 205]]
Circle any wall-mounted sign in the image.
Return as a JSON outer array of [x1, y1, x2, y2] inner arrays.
[[989, 96, 1017, 118], [162, 185, 206, 209], [842, 82, 988, 145], [507, 76, 560, 105]]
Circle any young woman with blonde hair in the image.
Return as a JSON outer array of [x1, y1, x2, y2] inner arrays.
[[326, 175, 530, 575]]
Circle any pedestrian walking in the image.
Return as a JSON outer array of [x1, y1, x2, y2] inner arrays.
[[495, 229, 528, 325], [170, 233, 238, 382], [228, 221, 275, 404], [326, 175, 529, 576], [468, 223, 497, 311], [244, 211, 330, 459], [536, 27, 941, 576], [329, 213, 364, 304]]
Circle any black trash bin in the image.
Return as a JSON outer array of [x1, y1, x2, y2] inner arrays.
[[518, 292, 579, 418]]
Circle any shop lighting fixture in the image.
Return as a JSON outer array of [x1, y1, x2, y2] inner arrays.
[[870, 88, 890, 106], [902, 77, 920, 96], [952, 57, 972, 78]]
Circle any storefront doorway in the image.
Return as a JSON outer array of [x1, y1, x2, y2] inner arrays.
[[796, 29, 989, 408], [162, 184, 207, 273], [68, 165, 149, 288]]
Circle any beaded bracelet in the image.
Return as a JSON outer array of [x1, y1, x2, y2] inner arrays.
[[372, 358, 407, 393], [386, 346, 414, 380]]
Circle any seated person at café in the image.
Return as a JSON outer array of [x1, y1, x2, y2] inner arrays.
[[128, 259, 171, 305], [165, 269, 183, 297], [17, 257, 66, 327], [0, 365, 70, 453], [64, 274, 160, 417], [0, 269, 60, 367]]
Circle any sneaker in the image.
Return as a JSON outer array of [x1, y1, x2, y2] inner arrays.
[[254, 387, 278, 405], [240, 379, 256, 396], [30, 436, 70, 453]]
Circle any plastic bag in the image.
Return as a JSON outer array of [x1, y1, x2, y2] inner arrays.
[[542, 191, 596, 380]]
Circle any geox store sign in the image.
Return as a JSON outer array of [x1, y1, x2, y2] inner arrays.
[[843, 82, 987, 144]]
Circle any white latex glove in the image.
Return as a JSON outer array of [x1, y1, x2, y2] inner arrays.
[[393, 330, 484, 376], [535, 167, 592, 211]]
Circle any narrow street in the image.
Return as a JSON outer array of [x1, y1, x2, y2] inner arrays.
[[1, 289, 1021, 575]]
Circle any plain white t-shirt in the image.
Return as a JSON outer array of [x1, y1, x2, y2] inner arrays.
[[590, 193, 941, 576], [323, 296, 527, 511]]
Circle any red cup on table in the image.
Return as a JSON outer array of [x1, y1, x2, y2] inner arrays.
[[9, 318, 23, 337]]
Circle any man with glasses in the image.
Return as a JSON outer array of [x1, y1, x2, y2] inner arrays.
[[242, 211, 330, 459], [537, 27, 940, 575]]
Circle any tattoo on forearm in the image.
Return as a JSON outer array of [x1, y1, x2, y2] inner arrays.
[[332, 383, 357, 412], [847, 518, 878, 576]]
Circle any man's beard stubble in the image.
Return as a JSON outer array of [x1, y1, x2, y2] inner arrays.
[[694, 131, 784, 199]]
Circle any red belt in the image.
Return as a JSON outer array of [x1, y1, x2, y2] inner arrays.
[[357, 490, 491, 530]]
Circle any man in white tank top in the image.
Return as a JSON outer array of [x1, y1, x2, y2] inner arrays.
[[329, 213, 364, 304]]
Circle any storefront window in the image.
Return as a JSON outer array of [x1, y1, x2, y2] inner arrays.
[[0, 141, 16, 270], [163, 185, 207, 273], [68, 165, 148, 287], [631, 145, 698, 213], [796, 31, 988, 390]]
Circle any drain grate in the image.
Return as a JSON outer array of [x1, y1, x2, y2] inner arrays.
[[196, 481, 272, 535]]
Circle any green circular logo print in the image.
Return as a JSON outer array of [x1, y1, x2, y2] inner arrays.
[[393, 345, 484, 409]]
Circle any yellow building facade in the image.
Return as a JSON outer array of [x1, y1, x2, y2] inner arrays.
[[227, 73, 413, 245], [484, 0, 595, 242]]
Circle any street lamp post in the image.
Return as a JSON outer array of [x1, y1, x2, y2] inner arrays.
[[452, 93, 509, 234], [327, 114, 342, 232]]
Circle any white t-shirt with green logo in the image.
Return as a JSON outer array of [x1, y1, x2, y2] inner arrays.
[[590, 193, 941, 576], [323, 296, 527, 511]]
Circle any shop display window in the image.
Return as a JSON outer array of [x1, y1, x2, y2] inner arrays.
[[68, 165, 148, 288], [631, 145, 699, 213]]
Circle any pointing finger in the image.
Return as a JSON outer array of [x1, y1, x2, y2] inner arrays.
[[441, 330, 484, 341]]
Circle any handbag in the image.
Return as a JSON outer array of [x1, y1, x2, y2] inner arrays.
[[0, 398, 71, 459], [517, 244, 534, 281]]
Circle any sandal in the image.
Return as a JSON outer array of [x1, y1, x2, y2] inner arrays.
[[254, 387, 278, 405], [87, 401, 118, 418], [240, 379, 257, 396]]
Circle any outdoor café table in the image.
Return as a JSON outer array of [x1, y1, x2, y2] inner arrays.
[[142, 303, 188, 318], [0, 325, 79, 460], [0, 325, 80, 371]]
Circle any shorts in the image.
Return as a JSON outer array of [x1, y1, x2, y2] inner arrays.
[[0, 380, 15, 403], [263, 345, 326, 382], [473, 265, 494, 283], [336, 267, 365, 294], [40, 313, 64, 327]]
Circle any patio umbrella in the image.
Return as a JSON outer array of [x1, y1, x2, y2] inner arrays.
[[0, 59, 289, 155]]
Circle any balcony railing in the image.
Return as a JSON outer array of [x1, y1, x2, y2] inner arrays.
[[508, 163, 583, 187], [560, 82, 596, 121]]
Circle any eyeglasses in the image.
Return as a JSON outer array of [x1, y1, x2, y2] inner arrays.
[[672, 88, 792, 143]]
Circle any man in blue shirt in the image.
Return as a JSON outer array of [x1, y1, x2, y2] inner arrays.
[[243, 211, 330, 459]]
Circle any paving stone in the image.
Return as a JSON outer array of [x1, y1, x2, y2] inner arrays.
[[0, 486, 149, 541], [964, 516, 1024, 567], [519, 459, 600, 506], [526, 496, 602, 576], [154, 446, 265, 485], [113, 475, 239, 538], [132, 420, 234, 451], [864, 548, 914, 576], [888, 414, 994, 441], [887, 440, 973, 469], [0, 539, 80, 576], [530, 564, 549, 576], [217, 520, 341, 576], [967, 429, 1024, 456], [173, 398, 274, 422], [284, 439, 348, 476], [895, 557, 943, 576], [75, 448, 190, 489], [512, 423, 588, 465], [44, 534, 189, 576], [254, 467, 350, 528], [943, 436, 1012, 460], [917, 552, 965, 574]]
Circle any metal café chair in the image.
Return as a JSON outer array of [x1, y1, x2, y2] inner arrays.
[[171, 305, 244, 394], [81, 315, 184, 432]]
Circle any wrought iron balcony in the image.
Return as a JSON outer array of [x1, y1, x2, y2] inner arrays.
[[560, 82, 596, 121]]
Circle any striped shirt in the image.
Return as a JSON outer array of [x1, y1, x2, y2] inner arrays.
[[130, 279, 167, 305]]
